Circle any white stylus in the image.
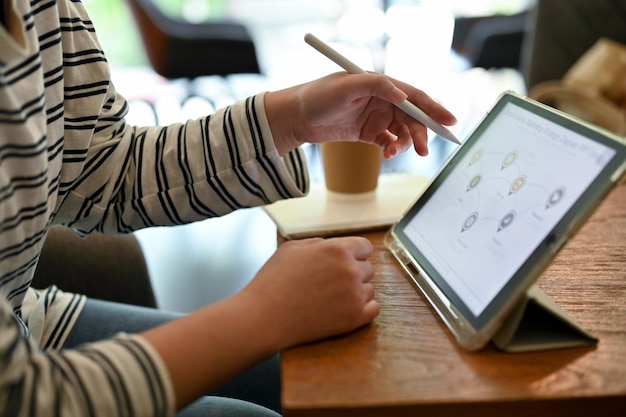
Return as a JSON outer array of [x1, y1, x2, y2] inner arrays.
[[304, 33, 461, 145]]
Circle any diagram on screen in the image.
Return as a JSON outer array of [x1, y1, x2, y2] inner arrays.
[[458, 146, 566, 235], [402, 101, 616, 316]]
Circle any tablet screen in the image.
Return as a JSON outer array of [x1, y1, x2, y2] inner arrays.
[[397, 97, 618, 322]]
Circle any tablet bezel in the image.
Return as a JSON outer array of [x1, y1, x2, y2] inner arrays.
[[387, 91, 626, 351]]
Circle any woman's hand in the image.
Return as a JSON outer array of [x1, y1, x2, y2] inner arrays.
[[143, 236, 378, 409], [265, 72, 457, 159], [240, 236, 379, 349]]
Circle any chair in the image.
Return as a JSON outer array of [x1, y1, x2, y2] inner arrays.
[[520, 0, 626, 135], [32, 226, 157, 308], [521, 0, 626, 91], [451, 12, 529, 70], [126, 0, 260, 80]]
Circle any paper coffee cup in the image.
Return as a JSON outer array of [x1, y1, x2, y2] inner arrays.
[[320, 142, 383, 195]]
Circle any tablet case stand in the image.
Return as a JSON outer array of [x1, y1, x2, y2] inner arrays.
[[491, 285, 598, 352], [386, 229, 598, 353]]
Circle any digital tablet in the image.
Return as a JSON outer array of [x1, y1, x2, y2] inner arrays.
[[385, 91, 626, 351]]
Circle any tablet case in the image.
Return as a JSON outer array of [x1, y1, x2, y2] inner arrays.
[[386, 229, 598, 353], [492, 285, 598, 352], [385, 231, 598, 353]]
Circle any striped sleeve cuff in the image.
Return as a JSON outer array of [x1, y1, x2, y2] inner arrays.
[[60, 333, 177, 417]]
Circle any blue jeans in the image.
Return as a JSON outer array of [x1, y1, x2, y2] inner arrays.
[[64, 298, 281, 417]]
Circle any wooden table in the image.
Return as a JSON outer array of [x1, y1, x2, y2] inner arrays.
[[280, 179, 626, 417]]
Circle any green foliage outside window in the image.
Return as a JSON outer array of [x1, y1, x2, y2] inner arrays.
[[83, 0, 227, 67], [83, 0, 144, 67]]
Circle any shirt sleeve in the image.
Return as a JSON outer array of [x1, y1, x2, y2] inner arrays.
[[54, 87, 310, 234], [0, 298, 176, 417]]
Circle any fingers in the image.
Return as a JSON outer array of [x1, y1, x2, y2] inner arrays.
[[363, 281, 376, 300], [363, 299, 380, 322], [261, 235, 379, 345], [367, 116, 428, 159], [354, 79, 446, 158], [326, 235, 374, 261], [329, 237, 378, 327], [390, 77, 457, 126], [386, 119, 429, 158], [358, 104, 419, 158], [358, 72, 457, 128], [340, 72, 407, 104], [294, 72, 454, 160]]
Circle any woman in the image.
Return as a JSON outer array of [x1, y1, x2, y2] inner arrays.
[[0, 0, 456, 416]]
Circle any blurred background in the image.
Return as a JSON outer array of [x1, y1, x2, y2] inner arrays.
[[87, 0, 533, 70], [82, 0, 536, 312]]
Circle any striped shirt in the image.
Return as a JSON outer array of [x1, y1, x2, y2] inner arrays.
[[0, 0, 308, 415]]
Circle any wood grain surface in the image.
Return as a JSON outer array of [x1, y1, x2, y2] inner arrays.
[[281, 181, 626, 417]]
